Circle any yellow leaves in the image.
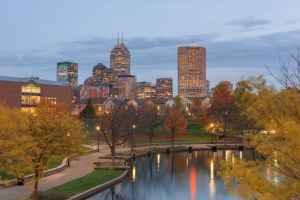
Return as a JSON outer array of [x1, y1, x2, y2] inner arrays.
[[0, 102, 84, 180], [219, 78, 300, 200]]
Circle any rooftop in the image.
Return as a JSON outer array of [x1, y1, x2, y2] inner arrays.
[[0, 76, 66, 86]]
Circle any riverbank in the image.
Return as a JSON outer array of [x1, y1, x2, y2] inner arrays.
[[39, 169, 124, 200]]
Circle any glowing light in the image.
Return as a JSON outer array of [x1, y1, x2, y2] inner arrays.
[[132, 165, 136, 182], [190, 167, 197, 200], [239, 151, 243, 160], [157, 154, 160, 169], [209, 159, 215, 200]]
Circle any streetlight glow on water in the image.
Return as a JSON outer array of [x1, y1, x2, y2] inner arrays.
[[89, 150, 254, 200]]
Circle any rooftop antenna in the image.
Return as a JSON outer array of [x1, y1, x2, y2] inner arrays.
[[122, 32, 124, 44]]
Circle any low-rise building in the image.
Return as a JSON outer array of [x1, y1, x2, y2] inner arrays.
[[0, 76, 72, 112]]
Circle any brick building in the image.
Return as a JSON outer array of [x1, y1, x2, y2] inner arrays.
[[0, 76, 72, 112]]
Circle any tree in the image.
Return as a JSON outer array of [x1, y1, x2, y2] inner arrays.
[[268, 49, 300, 89], [190, 97, 209, 126], [0, 106, 32, 182], [218, 77, 300, 200], [137, 104, 162, 150], [164, 108, 188, 148], [79, 99, 96, 119], [28, 101, 83, 199], [0, 101, 83, 200], [209, 81, 236, 135], [99, 102, 129, 162], [232, 80, 259, 134], [80, 99, 98, 143]]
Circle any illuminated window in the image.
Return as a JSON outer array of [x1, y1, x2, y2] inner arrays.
[[22, 84, 41, 93]]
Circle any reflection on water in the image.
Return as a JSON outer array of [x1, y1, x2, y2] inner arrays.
[[88, 150, 255, 200], [209, 159, 215, 200]]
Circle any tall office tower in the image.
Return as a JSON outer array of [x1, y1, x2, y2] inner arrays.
[[57, 62, 78, 87], [92, 63, 107, 84], [137, 82, 156, 99], [110, 35, 131, 76], [178, 46, 206, 98], [156, 78, 173, 99], [115, 75, 136, 99]]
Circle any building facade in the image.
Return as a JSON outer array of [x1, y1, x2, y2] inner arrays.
[[115, 75, 136, 99], [178, 46, 207, 98], [156, 78, 173, 99], [137, 82, 156, 99], [57, 61, 78, 87], [0, 76, 72, 112], [110, 37, 131, 76]]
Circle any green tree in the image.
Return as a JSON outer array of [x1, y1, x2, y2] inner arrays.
[[232, 80, 258, 134], [80, 99, 96, 119]]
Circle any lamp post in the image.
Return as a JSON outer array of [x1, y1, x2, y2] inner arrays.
[[96, 125, 100, 152], [224, 111, 228, 147], [131, 124, 136, 154], [67, 132, 71, 167], [210, 123, 214, 144]]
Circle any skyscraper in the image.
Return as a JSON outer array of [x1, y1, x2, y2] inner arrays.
[[156, 78, 173, 99], [57, 62, 78, 87], [178, 46, 206, 98], [110, 35, 131, 76]]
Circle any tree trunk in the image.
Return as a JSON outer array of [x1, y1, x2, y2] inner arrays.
[[32, 171, 39, 200], [111, 132, 116, 163], [171, 131, 174, 149], [110, 145, 115, 163]]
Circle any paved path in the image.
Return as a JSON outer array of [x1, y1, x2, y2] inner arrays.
[[0, 142, 241, 200], [0, 146, 110, 200]]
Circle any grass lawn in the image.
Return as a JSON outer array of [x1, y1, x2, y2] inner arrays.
[[39, 169, 124, 199], [150, 123, 216, 143]]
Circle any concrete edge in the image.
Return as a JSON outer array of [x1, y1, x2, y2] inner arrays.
[[67, 170, 129, 200], [0, 149, 97, 187]]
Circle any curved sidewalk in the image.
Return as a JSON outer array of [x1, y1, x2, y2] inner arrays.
[[0, 146, 110, 200]]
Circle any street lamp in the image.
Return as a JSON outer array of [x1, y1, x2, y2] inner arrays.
[[67, 132, 71, 167], [96, 125, 100, 152], [131, 124, 136, 154], [209, 123, 214, 144], [224, 111, 228, 147]]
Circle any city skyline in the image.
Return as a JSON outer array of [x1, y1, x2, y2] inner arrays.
[[1, 0, 300, 94]]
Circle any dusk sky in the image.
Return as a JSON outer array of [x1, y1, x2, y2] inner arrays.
[[1, 0, 300, 92]]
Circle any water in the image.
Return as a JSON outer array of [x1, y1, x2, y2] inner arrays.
[[89, 150, 255, 200]]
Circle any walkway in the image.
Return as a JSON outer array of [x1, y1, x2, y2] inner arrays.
[[0, 146, 110, 200]]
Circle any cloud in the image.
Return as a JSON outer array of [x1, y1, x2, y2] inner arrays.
[[229, 17, 271, 29], [0, 30, 300, 90]]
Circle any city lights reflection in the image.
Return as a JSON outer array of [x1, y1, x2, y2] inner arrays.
[[190, 166, 197, 200], [157, 154, 160, 169], [209, 159, 216, 200], [132, 165, 136, 182]]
